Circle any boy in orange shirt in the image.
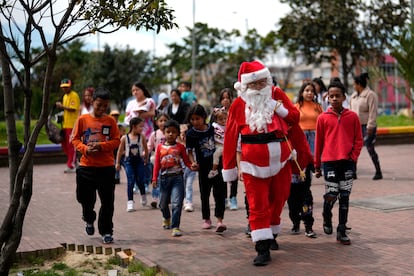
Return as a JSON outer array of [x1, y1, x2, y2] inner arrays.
[[72, 87, 120, 244]]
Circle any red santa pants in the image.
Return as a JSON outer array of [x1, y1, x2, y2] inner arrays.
[[244, 163, 291, 242]]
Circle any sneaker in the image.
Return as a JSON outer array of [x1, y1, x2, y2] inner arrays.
[[291, 223, 300, 234], [171, 228, 182, 237], [202, 219, 212, 229], [150, 200, 158, 209], [184, 203, 194, 212], [215, 222, 227, 233], [140, 194, 147, 206], [305, 228, 317, 238], [133, 185, 139, 194], [102, 234, 113, 244], [207, 169, 219, 179], [85, 223, 94, 236], [162, 219, 171, 230], [64, 167, 76, 173], [323, 221, 333, 235], [229, 197, 238, 210], [127, 200, 135, 212]]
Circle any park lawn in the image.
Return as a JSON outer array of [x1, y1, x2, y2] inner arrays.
[[0, 115, 413, 147]]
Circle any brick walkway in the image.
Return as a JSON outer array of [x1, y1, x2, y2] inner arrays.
[[1, 144, 413, 275]]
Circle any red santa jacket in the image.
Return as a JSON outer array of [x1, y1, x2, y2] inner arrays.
[[222, 87, 299, 181]]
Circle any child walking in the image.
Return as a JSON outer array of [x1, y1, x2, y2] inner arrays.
[[147, 113, 169, 208], [152, 119, 195, 237], [71, 87, 120, 244], [287, 123, 316, 238], [116, 117, 149, 212], [314, 78, 363, 245], [178, 124, 197, 212], [186, 104, 227, 233], [208, 107, 227, 179]]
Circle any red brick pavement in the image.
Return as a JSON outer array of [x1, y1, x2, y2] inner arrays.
[[1, 144, 413, 275]]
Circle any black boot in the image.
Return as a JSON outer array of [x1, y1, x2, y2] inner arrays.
[[373, 161, 383, 180], [270, 234, 279, 250], [253, 239, 272, 266], [336, 224, 351, 245]]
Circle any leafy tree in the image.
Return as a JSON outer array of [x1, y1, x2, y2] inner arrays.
[[277, 0, 409, 90], [391, 21, 414, 107], [82, 44, 155, 111], [165, 23, 279, 103], [0, 0, 176, 273]]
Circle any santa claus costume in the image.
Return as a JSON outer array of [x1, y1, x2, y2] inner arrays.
[[222, 61, 299, 266]]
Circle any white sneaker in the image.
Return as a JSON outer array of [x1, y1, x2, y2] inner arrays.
[[184, 203, 194, 212], [127, 200, 135, 212], [141, 194, 147, 206], [64, 167, 76, 173]]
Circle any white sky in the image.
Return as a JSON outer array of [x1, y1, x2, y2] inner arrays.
[[84, 0, 291, 57]]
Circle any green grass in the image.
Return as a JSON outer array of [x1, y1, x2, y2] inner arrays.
[[376, 114, 414, 127]]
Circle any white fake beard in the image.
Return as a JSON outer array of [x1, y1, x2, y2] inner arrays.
[[243, 85, 273, 133]]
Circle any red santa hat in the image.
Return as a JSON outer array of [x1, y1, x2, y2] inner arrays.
[[234, 61, 270, 92]]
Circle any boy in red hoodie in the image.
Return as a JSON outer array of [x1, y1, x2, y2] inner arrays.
[[314, 78, 363, 245]]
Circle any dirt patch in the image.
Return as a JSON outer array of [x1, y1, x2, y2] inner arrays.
[[12, 251, 137, 275]]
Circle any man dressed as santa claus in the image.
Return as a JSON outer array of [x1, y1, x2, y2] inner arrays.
[[222, 61, 299, 266]]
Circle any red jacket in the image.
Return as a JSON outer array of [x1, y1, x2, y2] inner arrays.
[[314, 107, 363, 169]]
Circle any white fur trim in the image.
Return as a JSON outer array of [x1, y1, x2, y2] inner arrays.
[[275, 103, 288, 118], [239, 142, 287, 178], [222, 167, 238, 182], [251, 228, 273, 242], [240, 67, 270, 85], [270, 224, 282, 235]]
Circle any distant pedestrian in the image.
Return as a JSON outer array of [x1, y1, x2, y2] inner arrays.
[[167, 88, 190, 125], [116, 117, 149, 212], [186, 104, 227, 233], [294, 81, 323, 155], [178, 81, 197, 106], [314, 78, 363, 245], [152, 119, 195, 237], [71, 87, 120, 244], [349, 72, 383, 180], [79, 87, 94, 115], [56, 78, 80, 173], [217, 88, 239, 210], [312, 77, 329, 111], [178, 124, 197, 212], [208, 106, 227, 179]]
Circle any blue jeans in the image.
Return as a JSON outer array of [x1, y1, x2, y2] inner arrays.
[[159, 174, 184, 229], [125, 157, 145, 200], [184, 167, 196, 204], [304, 130, 316, 156]]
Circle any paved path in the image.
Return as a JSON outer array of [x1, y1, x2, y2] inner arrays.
[[1, 144, 414, 275]]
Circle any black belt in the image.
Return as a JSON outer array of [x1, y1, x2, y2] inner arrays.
[[241, 132, 286, 144], [160, 171, 183, 178]]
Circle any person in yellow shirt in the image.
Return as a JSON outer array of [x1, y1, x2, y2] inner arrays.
[[56, 78, 80, 173]]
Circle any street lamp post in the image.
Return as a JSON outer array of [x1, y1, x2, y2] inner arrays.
[[191, 0, 196, 93]]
